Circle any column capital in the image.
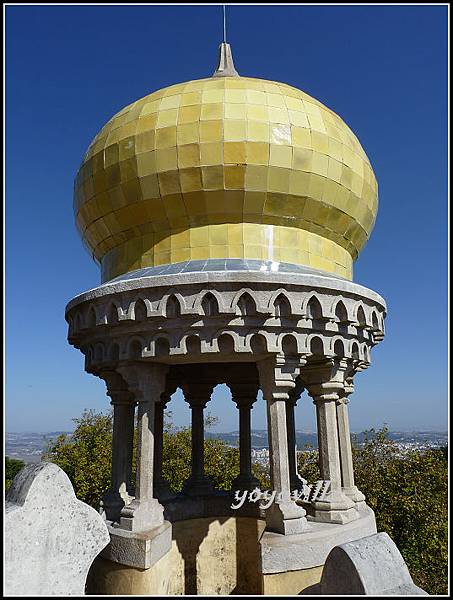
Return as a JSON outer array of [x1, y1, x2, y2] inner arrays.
[[97, 370, 135, 405], [182, 382, 215, 408], [258, 354, 308, 401], [228, 382, 259, 409], [301, 357, 352, 402], [117, 363, 169, 403]]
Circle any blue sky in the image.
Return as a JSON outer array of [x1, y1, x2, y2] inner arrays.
[[5, 4, 448, 433]]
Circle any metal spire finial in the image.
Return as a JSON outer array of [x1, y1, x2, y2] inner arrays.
[[212, 5, 240, 78]]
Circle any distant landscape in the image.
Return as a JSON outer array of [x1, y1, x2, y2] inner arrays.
[[6, 429, 448, 464]]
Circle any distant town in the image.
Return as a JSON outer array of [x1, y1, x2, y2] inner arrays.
[[5, 429, 448, 465]]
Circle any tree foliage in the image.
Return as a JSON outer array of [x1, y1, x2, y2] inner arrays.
[[5, 456, 26, 491], [297, 426, 448, 595], [42, 412, 446, 595]]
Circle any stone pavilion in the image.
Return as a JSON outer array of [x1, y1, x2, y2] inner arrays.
[[65, 43, 387, 595]]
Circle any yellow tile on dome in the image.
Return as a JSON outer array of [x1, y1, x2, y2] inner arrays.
[[141, 99, 161, 116], [228, 223, 243, 244], [180, 92, 201, 106], [202, 89, 224, 103], [270, 145, 292, 168], [327, 157, 343, 182], [136, 113, 158, 133], [200, 120, 223, 142], [268, 107, 289, 124], [176, 122, 199, 145], [178, 105, 201, 124], [155, 126, 177, 149], [160, 94, 181, 110], [246, 90, 266, 104], [179, 167, 203, 192], [228, 244, 244, 258], [246, 142, 269, 165], [190, 225, 209, 246], [200, 142, 223, 165], [246, 104, 268, 121], [177, 144, 200, 168], [270, 124, 291, 144], [139, 174, 160, 199], [312, 153, 329, 176], [289, 170, 310, 195], [284, 96, 304, 111], [163, 193, 187, 218], [158, 171, 181, 195], [288, 111, 310, 127], [137, 150, 157, 177], [268, 168, 290, 194], [157, 109, 178, 128], [224, 120, 247, 141], [135, 131, 156, 153], [266, 93, 286, 108], [244, 191, 266, 215], [201, 103, 223, 120], [209, 224, 229, 245], [225, 103, 247, 120], [225, 89, 247, 103], [224, 165, 245, 189], [307, 114, 327, 133], [201, 165, 224, 189], [156, 147, 177, 171], [224, 141, 246, 164], [247, 121, 270, 142]]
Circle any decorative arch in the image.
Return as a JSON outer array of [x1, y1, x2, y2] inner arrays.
[[127, 337, 145, 360], [356, 304, 367, 328], [273, 293, 292, 318], [106, 301, 120, 325], [308, 335, 325, 356], [200, 292, 219, 317], [235, 291, 257, 316], [351, 341, 360, 360], [193, 289, 226, 315], [165, 294, 181, 318], [334, 300, 348, 323], [133, 298, 148, 322], [185, 334, 201, 354], [304, 295, 324, 319], [217, 332, 236, 354], [86, 306, 97, 329]]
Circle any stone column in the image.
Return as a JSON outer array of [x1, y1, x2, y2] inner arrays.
[[230, 383, 260, 491], [99, 371, 136, 522], [117, 363, 169, 532], [286, 380, 305, 493], [182, 383, 215, 496], [153, 390, 175, 502], [336, 364, 366, 510], [304, 360, 357, 524], [257, 355, 309, 535]]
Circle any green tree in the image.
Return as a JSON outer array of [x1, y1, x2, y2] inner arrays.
[[297, 426, 448, 595], [5, 456, 26, 491], [44, 409, 113, 508]]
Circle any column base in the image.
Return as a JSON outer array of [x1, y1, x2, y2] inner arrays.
[[266, 500, 309, 535], [120, 497, 165, 532], [310, 489, 358, 524], [182, 475, 214, 497], [343, 485, 367, 511], [102, 520, 172, 569]]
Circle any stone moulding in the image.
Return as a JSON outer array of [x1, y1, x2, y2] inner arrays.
[[65, 270, 386, 369]]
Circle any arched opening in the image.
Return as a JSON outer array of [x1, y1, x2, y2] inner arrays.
[[351, 342, 360, 360], [155, 337, 170, 357], [281, 334, 298, 356], [86, 307, 96, 328], [186, 335, 201, 355], [250, 333, 267, 354], [94, 344, 104, 362], [109, 343, 120, 362], [310, 336, 324, 356], [107, 303, 119, 325], [372, 311, 379, 331], [128, 339, 143, 360], [166, 295, 181, 318], [134, 298, 148, 322], [218, 333, 235, 354], [356, 305, 366, 328], [274, 294, 291, 318], [334, 301, 348, 323], [237, 292, 256, 317], [306, 296, 323, 320], [334, 339, 345, 358], [201, 293, 219, 317]]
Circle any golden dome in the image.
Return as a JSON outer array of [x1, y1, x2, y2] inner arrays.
[[74, 64, 378, 282]]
